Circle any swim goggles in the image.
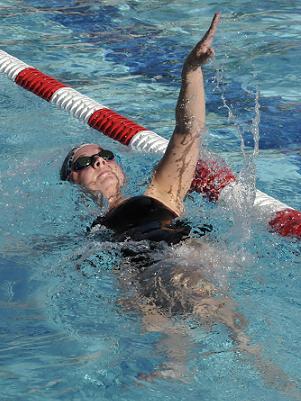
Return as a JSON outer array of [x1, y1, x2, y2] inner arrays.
[[72, 149, 114, 172]]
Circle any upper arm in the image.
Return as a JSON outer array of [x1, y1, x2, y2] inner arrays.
[[144, 128, 201, 215]]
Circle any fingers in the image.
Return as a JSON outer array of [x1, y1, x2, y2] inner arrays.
[[202, 12, 221, 46], [205, 47, 215, 60], [183, 12, 220, 68]]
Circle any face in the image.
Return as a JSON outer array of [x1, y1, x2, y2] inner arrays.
[[69, 144, 125, 200]]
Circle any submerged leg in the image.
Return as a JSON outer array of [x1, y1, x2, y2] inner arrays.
[[138, 304, 192, 381]]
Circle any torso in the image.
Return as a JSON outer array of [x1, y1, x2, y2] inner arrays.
[[91, 195, 190, 244]]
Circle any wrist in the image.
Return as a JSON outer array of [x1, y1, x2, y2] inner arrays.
[[181, 64, 203, 79]]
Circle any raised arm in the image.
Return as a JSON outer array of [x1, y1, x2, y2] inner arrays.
[[145, 13, 221, 216]]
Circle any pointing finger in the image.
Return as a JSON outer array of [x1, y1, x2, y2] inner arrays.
[[202, 12, 221, 46]]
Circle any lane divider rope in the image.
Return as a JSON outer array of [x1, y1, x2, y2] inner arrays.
[[1, 49, 300, 238]]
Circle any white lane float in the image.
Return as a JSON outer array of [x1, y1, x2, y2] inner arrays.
[[1, 49, 300, 239]]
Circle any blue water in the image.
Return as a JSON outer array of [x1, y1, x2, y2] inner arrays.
[[0, 1, 300, 400]]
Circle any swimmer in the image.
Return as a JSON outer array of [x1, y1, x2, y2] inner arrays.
[[61, 13, 221, 243], [60, 13, 300, 397]]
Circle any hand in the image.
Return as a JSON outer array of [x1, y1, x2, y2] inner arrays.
[[184, 12, 221, 70]]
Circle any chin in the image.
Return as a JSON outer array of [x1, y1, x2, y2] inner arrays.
[[97, 178, 121, 194]]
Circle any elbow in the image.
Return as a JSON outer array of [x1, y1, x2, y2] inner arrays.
[[174, 119, 205, 136]]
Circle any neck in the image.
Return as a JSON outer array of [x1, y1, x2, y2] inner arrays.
[[107, 192, 125, 210]]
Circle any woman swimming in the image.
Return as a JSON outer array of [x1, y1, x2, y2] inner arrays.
[[59, 13, 301, 396], [61, 13, 220, 241]]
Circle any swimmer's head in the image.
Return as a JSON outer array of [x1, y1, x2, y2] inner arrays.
[[61, 143, 125, 200]]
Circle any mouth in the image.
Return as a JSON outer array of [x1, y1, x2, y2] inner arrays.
[[97, 170, 115, 180]]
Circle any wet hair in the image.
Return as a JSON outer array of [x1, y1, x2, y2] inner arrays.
[[60, 143, 97, 181]]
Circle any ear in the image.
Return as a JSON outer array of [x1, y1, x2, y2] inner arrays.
[[69, 171, 80, 183]]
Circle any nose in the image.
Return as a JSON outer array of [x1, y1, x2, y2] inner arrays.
[[92, 155, 107, 169]]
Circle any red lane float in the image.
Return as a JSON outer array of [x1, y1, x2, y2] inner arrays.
[[269, 209, 301, 237], [191, 159, 236, 201], [0, 49, 300, 239], [88, 108, 145, 146], [15, 67, 66, 101]]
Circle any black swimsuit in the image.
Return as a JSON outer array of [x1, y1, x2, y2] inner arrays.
[[90, 195, 191, 245], [89, 196, 214, 317]]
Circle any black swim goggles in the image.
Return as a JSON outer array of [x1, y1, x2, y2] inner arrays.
[[72, 149, 114, 172]]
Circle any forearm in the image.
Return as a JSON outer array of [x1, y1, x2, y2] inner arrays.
[[174, 65, 206, 136], [174, 12, 220, 136]]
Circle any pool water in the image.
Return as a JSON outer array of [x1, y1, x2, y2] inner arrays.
[[0, 1, 300, 400]]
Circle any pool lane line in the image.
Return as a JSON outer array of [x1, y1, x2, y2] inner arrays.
[[0, 49, 300, 239]]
